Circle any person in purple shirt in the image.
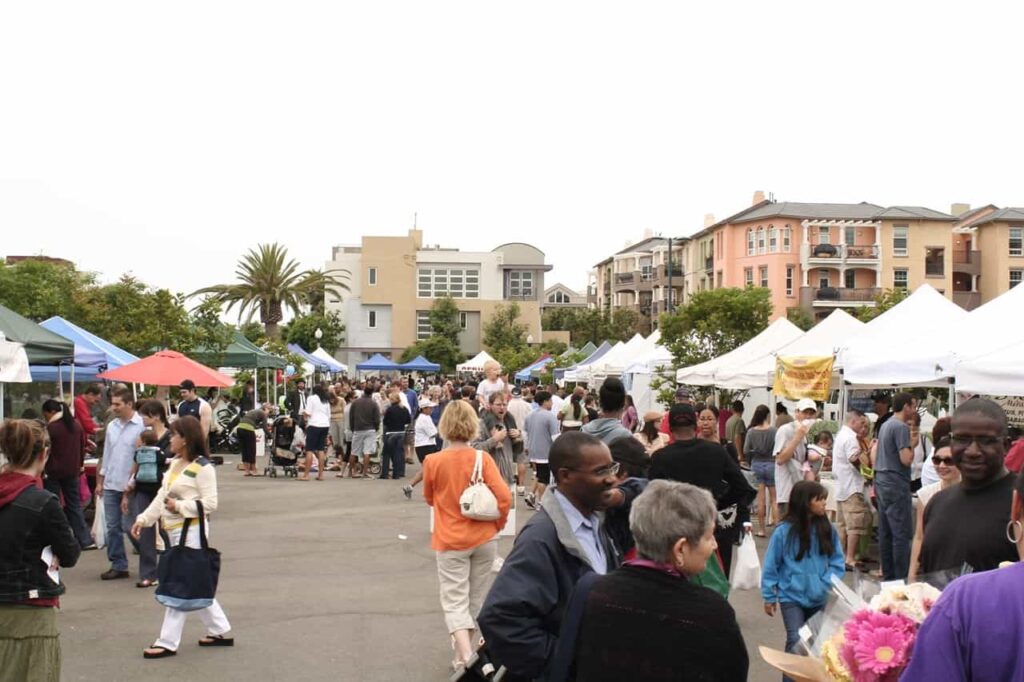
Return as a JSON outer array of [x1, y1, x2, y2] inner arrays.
[[901, 399, 1023, 682]]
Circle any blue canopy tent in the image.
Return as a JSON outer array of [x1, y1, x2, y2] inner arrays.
[[515, 354, 552, 382], [30, 317, 139, 382], [287, 343, 334, 373], [356, 353, 400, 373], [399, 355, 441, 372], [554, 341, 612, 383]]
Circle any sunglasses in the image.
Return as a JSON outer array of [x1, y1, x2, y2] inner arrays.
[[931, 456, 954, 466]]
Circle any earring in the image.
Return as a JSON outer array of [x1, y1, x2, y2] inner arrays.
[[1006, 520, 1023, 545]]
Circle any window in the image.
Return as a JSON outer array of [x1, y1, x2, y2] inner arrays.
[[768, 226, 778, 252], [1010, 227, 1023, 257], [417, 267, 480, 298], [368, 310, 378, 328], [368, 267, 377, 286], [893, 269, 908, 289], [759, 265, 769, 288], [818, 225, 831, 245], [548, 291, 570, 304], [845, 226, 856, 247], [744, 267, 753, 287], [1011, 270, 1023, 289], [747, 229, 755, 256], [783, 226, 792, 252], [460, 311, 469, 329], [641, 264, 653, 281], [757, 227, 766, 254], [893, 225, 908, 257], [844, 269, 856, 289], [416, 311, 431, 340], [717, 271, 724, 288], [925, 247, 945, 277], [785, 266, 794, 296], [818, 271, 830, 289], [508, 271, 534, 298]]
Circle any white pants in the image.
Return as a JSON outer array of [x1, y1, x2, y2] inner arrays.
[[154, 524, 231, 651], [435, 539, 498, 634]]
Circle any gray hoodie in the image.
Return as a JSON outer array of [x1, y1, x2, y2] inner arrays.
[[582, 417, 633, 444]]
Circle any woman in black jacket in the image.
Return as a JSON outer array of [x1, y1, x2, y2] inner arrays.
[[380, 390, 411, 480], [0, 418, 81, 681], [41, 399, 93, 549]]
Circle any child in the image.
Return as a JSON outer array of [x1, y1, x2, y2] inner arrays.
[[401, 400, 439, 499], [761, 480, 845, 667], [804, 430, 833, 481], [601, 437, 650, 559], [132, 429, 164, 489]]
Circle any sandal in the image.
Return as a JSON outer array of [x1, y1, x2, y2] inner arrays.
[[198, 634, 234, 647], [296, 476, 310, 481], [143, 645, 176, 659], [136, 579, 159, 588]]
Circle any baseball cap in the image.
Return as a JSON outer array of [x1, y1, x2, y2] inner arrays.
[[675, 387, 692, 400], [419, 399, 436, 410], [668, 403, 697, 428], [179, 379, 196, 391], [795, 398, 817, 413]]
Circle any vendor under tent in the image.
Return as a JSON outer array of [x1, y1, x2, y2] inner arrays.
[[456, 350, 497, 373], [676, 318, 804, 386], [554, 341, 611, 384], [30, 316, 140, 383], [838, 284, 968, 388], [356, 353, 400, 373], [715, 309, 865, 390], [399, 355, 441, 373], [0, 333, 32, 419], [0, 304, 76, 365], [98, 350, 234, 388], [311, 347, 348, 373]]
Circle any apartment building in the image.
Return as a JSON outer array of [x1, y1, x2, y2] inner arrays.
[[542, 283, 588, 312], [953, 206, 1024, 305], [325, 230, 551, 368]]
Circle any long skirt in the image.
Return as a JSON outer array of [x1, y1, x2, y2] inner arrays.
[[0, 604, 60, 682]]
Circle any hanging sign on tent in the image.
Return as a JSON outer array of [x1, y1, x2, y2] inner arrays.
[[773, 356, 835, 401], [957, 393, 1024, 426]]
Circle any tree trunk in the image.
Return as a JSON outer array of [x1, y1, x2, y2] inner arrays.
[[262, 301, 284, 341]]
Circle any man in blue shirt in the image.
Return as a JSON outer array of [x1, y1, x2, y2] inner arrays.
[[874, 392, 916, 580], [96, 386, 145, 580]]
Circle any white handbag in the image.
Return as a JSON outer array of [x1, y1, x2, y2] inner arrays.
[[459, 450, 501, 521]]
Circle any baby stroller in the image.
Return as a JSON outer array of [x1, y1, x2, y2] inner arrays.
[[265, 415, 301, 478]]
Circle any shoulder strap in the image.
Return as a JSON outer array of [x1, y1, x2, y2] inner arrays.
[[471, 449, 484, 484]]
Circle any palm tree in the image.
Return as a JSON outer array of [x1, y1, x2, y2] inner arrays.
[[193, 243, 349, 340]]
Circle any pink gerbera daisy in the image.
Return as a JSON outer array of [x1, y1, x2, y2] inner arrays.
[[841, 611, 916, 682]]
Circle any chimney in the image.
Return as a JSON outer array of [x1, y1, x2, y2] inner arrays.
[[950, 203, 970, 217], [752, 190, 766, 206], [704, 213, 716, 228]]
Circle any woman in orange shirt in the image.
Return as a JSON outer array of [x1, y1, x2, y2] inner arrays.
[[423, 400, 512, 672]]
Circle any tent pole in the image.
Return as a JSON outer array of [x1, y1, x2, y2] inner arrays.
[[70, 364, 75, 410], [254, 368, 259, 406], [0, 383, 4, 420], [58, 365, 64, 402]]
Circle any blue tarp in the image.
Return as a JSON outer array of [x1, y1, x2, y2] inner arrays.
[[29, 317, 138, 382], [554, 341, 612, 382], [399, 355, 441, 372], [515, 355, 553, 381], [287, 343, 334, 372], [356, 353, 400, 372]]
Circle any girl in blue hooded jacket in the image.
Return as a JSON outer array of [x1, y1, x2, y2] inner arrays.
[[761, 480, 845, 662]]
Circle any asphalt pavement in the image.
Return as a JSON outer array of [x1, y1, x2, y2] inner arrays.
[[59, 455, 782, 681]]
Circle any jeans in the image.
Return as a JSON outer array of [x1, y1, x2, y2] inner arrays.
[[875, 474, 913, 581], [780, 602, 822, 682], [132, 489, 160, 581], [44, 475, 93, 548], [379, 432, 406, 479], [103, 489, 132, 571]]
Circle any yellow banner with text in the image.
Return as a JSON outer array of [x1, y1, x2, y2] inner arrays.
[[773, 356, 835, 401]]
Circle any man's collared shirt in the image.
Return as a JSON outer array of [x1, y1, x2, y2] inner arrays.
[[100, 412, 145, 492], [552, 488, 607, 574]]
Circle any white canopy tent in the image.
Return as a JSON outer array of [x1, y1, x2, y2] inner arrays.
[[580, 333, 655, 382], [0, 334, 32, 420], [956, 340, 1024, 396], [311, 347, 348, 373], [715, 309, 866, 390], [564, 342, 623, 383], [839, 284, 968, 387], [953, 282, 1024, 396], [457, 350, 497, 373], [676, 318, 804, 386]]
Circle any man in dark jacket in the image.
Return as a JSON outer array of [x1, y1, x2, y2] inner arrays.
[[285, 379, 308, 427], [472, 392, 523, 485], [478, 431, 621, 681]]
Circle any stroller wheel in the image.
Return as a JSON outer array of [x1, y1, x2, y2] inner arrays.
[[369, 462, 382, 476]]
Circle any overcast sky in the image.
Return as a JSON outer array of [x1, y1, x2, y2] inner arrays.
[[2, 1, 1022, 301]]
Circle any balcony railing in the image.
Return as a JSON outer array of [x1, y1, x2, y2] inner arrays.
[[806, 243, 881, 260], [925, 261, 945, 277], [813, 286, 881, 302], [660, 264, 684, 278], [615, 272, 635, 284], [704, 257, 713, 272]]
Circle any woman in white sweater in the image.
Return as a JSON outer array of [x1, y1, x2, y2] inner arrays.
[[131, 415, 233, 659]]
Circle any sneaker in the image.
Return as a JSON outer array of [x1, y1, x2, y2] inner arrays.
[[516, 485, 525, 496], [81, 543, 98, 551], [402, 484, 413, 500], [524, 493, 537, 510]]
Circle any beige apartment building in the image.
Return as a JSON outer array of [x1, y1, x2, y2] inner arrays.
[[325, 230, 551, 368]]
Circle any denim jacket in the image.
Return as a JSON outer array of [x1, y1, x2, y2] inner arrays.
[[0, 485, 81, 602]]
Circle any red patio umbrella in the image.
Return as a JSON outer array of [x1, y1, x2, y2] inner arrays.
[[97, 350, 234, 387]]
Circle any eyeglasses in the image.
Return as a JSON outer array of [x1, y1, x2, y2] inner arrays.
[[931, 456, 954, 466], [950, 435, 1004, 451], [567, 462, 620, 477]]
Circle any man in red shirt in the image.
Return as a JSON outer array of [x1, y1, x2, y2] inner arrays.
[[659, 387, 694, 443], [74, 384, 102, 452]]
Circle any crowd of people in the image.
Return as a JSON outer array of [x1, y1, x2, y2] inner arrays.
[[4, 357, 1024, 681]]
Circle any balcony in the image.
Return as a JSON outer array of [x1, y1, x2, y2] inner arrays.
[[953, 290, 982, 311], [656, 263, 684, 283], [614, 270, 654, 293], [803, 243, 881, 264], [952, 250, 982, 278], [802, 286, 881, 308], [704, 256, 713, 273]]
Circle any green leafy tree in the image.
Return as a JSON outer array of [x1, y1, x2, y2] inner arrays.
[[787, 307, 816, 332], [399, 336, 464, 373], [284, 311, 346, 354], [193, 243, 350, 340], [659, 287, 773, 370], [0, 258, 96, 321], [542, 308, 641, 345], [483, 302, 528, 352], [186, 297, 236, 363], [855, 287, 909, 322], [76, 275, 194, 356], [238, 321, 267, 346], [429, 295, 462, 344]]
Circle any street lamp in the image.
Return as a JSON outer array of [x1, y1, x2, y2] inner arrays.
[[314, 327, 323, 348], [526, 334, 534, 345]]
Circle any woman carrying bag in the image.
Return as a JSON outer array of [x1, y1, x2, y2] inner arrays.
[[130, 416, 234, 659], [422, 400, 511, 673]]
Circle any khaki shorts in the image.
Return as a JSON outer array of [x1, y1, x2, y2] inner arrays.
[[839, 493, 872, 535]]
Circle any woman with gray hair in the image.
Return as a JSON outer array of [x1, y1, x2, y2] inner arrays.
[[568, 480, 748, 681]]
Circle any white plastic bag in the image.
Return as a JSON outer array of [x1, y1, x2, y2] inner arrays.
[[91, 500, 106, 550], [730, 532, 761, 591]]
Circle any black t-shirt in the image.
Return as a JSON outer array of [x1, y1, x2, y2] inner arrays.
[[382, 404, 411, 433], [648, 438, 752, 508], [178, 398, 203, 421], [920, 473, 1017, 575]]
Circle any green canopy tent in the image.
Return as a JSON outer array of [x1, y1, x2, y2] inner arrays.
[[192, 332, 287, 405], [0, 304, 75, 365]]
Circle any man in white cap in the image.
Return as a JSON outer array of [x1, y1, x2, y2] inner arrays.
[[772, 398, 819, 518]]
